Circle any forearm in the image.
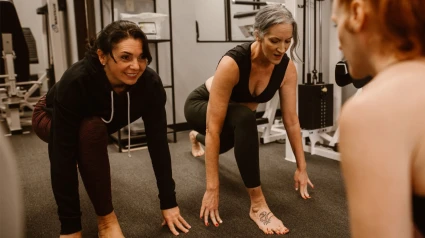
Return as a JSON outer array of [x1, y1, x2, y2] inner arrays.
[[284, 119, 306, 170], [145, 109, 177, 210], [205, 131, 220, 190], [147, 138, 177, 209]]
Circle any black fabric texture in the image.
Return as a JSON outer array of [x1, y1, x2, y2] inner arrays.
[[43, 53, 177, 233], [221, 42, 289, 103], [413, 194, 425, 236]]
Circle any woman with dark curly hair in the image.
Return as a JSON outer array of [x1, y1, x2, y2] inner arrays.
[[32, 20, 190, 237]]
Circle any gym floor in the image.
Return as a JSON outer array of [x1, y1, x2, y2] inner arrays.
[[9, 128, 349, 237]]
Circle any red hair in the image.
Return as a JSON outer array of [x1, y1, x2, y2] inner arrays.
[[339, 0, 425, 59]]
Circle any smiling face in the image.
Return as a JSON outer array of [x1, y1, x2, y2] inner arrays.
[[258, 23, 293, 65], [97, 37, 147, 88]]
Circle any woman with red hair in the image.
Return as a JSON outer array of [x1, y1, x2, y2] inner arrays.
[[332, 0, 425, 237]]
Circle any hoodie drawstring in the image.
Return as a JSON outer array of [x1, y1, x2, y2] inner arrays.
[[101, 90, 132, 157], [101, 91, 114, 123]]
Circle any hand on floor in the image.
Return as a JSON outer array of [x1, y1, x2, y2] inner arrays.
[[161, 206, 191, 236], [294, 168, 314, 199], [200, 189, 222, 227]]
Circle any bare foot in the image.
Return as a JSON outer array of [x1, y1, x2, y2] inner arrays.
[[60, 231, 82, 238], [249, 204, 289, 235], [97, 211, 125, 238], [189, 131, 204, 157]]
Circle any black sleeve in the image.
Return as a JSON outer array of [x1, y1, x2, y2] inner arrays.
[[142, 78, 177, 210], [48, 80, 84, 232]]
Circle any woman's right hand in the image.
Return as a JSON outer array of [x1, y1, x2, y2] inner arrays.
[[200, 188, 222, 227]]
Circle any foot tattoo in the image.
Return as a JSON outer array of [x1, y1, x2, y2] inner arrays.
[[250, 209, 289, 235], [259, 211, 274, 225]]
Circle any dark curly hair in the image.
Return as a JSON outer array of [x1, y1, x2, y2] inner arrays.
[[87, 20, 152, 64]]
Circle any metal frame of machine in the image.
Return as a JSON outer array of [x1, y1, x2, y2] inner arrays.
[[0, 0, 67, 135]]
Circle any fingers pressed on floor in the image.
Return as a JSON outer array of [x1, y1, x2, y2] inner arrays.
[[216, 210, 223, 223], [204, 210, 210, 226], [179, 216, 191, 229]]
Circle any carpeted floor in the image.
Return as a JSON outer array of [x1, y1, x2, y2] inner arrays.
[[8, 129, 349, 238]]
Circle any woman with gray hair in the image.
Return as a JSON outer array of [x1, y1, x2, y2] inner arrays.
[[184, 4, 313, 235]]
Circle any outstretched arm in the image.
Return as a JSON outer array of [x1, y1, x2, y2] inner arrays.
[[339, 99, 411, 238], [201, 56, 239, 226], [143, 79, 191, 236], [279, 60, 314, 198]]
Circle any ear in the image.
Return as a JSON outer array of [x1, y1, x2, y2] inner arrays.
[[347, 0, 366, 33], [97, 49, 106, 65], [254, 30, 260, 41]]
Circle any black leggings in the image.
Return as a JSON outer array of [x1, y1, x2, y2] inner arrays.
[[32, 95, 113, 233], [184, 84, 260, 188]]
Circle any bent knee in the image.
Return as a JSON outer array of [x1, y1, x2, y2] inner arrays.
[[32, 95, 50, 143], [79, 117, 108, 143], [230, 106, 257, 127]]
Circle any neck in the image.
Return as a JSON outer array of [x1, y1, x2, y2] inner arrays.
[[104, 67, 127, 94], [251, 41, 272, 67], [112, 84, 127, 94], [369, 52, 399, 76]]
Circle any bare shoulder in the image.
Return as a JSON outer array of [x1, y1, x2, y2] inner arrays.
[[340, 59, 425, 194], [212, 56, 240, 87], [338, 60, 423, 157], [282, 60, 297, 86], [351, 60, 425, 123], [216, 56, 239, 75]]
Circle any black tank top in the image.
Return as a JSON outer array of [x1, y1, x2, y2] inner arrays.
[[413, 194, 425, 235], [221, 42, 290, 103]]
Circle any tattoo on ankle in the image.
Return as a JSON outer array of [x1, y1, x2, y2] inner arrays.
[[259, 211, 273, 225]]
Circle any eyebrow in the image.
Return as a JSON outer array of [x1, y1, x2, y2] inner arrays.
[[120, 51, 144, 56], [270, 36, 293, 40]]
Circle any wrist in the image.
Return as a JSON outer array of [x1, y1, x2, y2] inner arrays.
[[297, 161, 307, 170], [206, 182, 219, 191]]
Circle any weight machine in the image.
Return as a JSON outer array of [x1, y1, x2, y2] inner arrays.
[[0, 33, 47, 135], [232, 0, 343, 161], [0, 0, 68, 135], [284, 60, 372, 162]]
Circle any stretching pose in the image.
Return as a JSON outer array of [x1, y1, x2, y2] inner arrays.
[[332, 0, 425, 237], [184, 5, 313, 235], [32, 20, 190, 237]]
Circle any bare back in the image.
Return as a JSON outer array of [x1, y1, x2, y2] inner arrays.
[[362, 59, 425, 196], [338, 58, 425, 238]]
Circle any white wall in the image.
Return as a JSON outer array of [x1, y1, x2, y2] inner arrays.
[[172, 0, 242, 123], [12, 0, 355, 125]]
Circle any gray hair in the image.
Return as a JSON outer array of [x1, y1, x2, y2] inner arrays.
[[253, 4, 300, 62]]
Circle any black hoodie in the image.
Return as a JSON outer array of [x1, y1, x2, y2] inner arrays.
[[45, 53, 177, 232]]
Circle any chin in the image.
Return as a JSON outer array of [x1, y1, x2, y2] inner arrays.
[[348, 68, 369, 80], [122, 79, 138, 86], [127, 80, 138, 85], [346, 62, 370, 80], [269, 58, 281, 65]]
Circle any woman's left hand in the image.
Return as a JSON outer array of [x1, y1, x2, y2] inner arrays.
[[161, 206, 191, 236], [294, 168, 314, 199]]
